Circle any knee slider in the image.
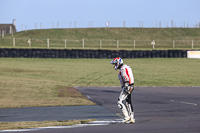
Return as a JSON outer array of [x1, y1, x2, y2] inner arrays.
[[117, 100, 123, 109]]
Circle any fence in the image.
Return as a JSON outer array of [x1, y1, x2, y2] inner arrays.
[[14, 21, 200, 32], [0, 38, 200, 49]]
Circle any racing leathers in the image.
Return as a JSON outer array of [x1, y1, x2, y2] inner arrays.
[[118, 64, 135, 123]]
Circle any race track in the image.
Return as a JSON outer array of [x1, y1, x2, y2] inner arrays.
[[1, 87, 200, 133]]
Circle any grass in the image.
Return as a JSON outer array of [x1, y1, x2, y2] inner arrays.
[[1, 28, 200, 49], [0, 119, 95, 130], [0, 58, 200, 109]]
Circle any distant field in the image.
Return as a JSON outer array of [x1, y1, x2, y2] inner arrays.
[[0, 58, 200, 108], [1, 28, 200, 49]]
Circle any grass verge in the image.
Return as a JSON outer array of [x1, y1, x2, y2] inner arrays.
[[0, 58, 200, 108], [0, 119, 95, 130]]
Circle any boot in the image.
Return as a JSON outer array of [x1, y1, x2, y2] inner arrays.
[[129, 113, 135, 124], [122, 110, 130, 123]]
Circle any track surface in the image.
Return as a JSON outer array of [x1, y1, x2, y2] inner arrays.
[[0, 106, 119, 122], [1, 87, 200, 133]]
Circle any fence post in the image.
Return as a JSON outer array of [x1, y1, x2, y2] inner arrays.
[[133, 40, 135, 49], [82, 39, 84, 48], [13, 38, 15, 47], [117, 40, 119, 48], [123, 21, 126, 28], [57, 22, 59, 28], [65, 39, 67, 48], [191, 40, 194, 49], [47, 38, 49, 48], [173, 40, 175, 48], [100, 40, 102, 48], [2, 31, 4, 38]]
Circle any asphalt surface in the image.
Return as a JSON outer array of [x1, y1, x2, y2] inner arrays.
[[0, 105, 119, 122], [1, 86, 200, 133]]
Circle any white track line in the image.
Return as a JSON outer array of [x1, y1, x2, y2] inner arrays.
[[170, 100, 198, 106], [0, 120, 123, 132]]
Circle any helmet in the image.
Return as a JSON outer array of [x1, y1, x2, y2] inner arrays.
[[110, 57, 123, 70]]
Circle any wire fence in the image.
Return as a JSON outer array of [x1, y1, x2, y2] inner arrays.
[[0, 38, 200, 49], [15, 21, 200, 32]]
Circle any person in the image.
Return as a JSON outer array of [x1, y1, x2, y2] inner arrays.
[[110, 57, 135, 124]]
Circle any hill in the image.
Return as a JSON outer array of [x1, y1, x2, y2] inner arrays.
[[1, 28, 200, 49], [10, 28, 200, 40]]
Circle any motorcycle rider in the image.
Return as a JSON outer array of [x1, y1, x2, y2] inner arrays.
[[110, 57, 135, 123]]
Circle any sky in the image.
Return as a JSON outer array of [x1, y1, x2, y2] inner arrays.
[[1, 0, 200, 31]]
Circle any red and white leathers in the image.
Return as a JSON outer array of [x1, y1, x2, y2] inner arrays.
[[118, 64, 134, 87], [118, 64, 135, 123]]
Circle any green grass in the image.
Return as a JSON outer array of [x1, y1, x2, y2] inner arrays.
[[1, 28, 200, 49], [9, 28, 200, 40], [0, 119, 95, 130], [0, 58, 200, 109]]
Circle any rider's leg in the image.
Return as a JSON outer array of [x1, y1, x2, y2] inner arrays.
[[118, 87, 129, 121], [126, 94, 135, 123]]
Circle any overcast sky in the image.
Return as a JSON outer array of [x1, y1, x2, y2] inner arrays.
[[1, 0, 200, 31]]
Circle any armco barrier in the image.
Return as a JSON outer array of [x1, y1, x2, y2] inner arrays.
[[0, 48, 187, 58]]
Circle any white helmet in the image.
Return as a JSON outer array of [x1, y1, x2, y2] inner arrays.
[[110, 57, 123, 70]]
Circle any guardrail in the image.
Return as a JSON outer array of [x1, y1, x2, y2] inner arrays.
[[0, 38, 200, 49]]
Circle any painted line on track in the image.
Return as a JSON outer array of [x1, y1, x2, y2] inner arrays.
[[0, 119, 123, 132], [135, 100, 198, 113], [170, 100, 198, 106]]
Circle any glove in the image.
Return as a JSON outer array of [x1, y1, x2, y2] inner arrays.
[[124, 82, 129, 88], [123, 82, 129, 93], [128, 86, 134, 94], [124, 82, 134, 94]]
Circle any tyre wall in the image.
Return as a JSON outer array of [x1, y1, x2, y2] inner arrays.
[[0, 48, 187, 58]]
